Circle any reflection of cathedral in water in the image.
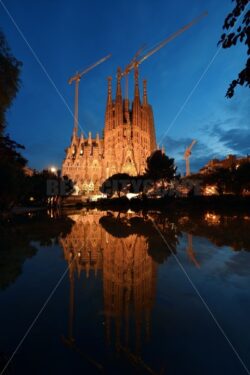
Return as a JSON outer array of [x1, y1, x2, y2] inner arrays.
[[60, 210, 157, 354]]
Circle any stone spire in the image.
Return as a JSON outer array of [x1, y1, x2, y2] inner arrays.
[[116, 67, 122, 98], [96, 132, 99, 144], [132, 66, 141, 128], [105, 76, 113, 131], [115, 67, 123, 127], [107, 76, 112, 104], [143, 79, 148, 105], [88, 131, 92, 145], [134, 66, 140, 99], [80, 133, 84, 155]]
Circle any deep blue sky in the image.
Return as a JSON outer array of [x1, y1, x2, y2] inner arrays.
[[0, 0, 249, 173]]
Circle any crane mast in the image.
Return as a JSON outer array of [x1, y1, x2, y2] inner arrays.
[[68, 54, 111, 137], [184, 140, 197, 176]]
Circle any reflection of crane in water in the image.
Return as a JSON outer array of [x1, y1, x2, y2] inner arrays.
[[117, 344, 165, 375], [186, 234, 200, 268], [61, 251, 160, 374]]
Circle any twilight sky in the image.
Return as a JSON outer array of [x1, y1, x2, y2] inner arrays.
[[0, 0, 249, 173]]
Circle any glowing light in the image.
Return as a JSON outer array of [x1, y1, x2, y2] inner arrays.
[[126, 193, 139, 200], [204, 212, 221, 224], [50, 166, 57, 174], [203, 185, 218, 196]]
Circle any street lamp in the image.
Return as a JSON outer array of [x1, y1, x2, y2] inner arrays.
[[50, 166, 57, 174]]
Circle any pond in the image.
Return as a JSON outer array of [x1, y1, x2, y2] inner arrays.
[[0, 209, 250, 375]]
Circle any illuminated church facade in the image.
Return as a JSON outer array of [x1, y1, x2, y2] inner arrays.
[[61, 68, 157, 194]]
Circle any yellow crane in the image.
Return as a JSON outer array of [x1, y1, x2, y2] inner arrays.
[[122, 11, 208, 99], [184, 139, 197, 176], [68, 54, 111, 137]]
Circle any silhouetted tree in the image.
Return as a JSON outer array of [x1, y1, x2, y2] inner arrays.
[[0, 31, 26, 211], [201, 162, 250, 195], [24, 170, 74, 205], [233, 161, 250, 194], [201, 167, 233, 195], [218, 0, 250, 97], [100, 173, 130, 197], [0, 135, 27, 210], [145, 150, 177, 184], [0, 30, 22, 133]]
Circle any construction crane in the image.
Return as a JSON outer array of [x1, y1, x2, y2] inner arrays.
[[121, 11, 208, 99], [184, 140, 197, 176], [122, 44, 147, 99], [68, 54, 111, 137]]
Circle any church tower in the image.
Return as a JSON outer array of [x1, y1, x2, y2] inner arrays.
[[103, 67, 157, 179], [62, 67, 157, 193]]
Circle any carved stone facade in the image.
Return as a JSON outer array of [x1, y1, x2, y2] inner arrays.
[[61, 68, 157, 194]]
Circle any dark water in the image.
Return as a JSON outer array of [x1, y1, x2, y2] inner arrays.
[[1, 209, 250, 375]]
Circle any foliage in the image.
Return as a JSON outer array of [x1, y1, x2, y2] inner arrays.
[[100, 151, 178, 198], [232, 161, 250, 194], [0, 30, 22, 133], [0, 135, 27, 210], [218, 0, 250, 97], [201, 167, 233, 195], [100, 173, 130, 197], [23, 170, 74, 205], [201, 161, 250, 195], [145, 150, 177, 182]]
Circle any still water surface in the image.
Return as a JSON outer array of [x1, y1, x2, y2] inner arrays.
[[1, 209, 250, 375]]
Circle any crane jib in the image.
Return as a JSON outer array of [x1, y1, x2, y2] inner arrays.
[[123, 11, 208, 74]]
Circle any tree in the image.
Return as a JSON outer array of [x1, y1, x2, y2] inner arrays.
[[233, 161, 250, 194], [0, 135, 27, 210], [201, 162, 250, 195], [100, 173, 130, 197], [145, 150, 177, 183], [218, 0, 250, 98], [0, 30, 22, 133], [23, 170, 74, 205], [0, 31, 25, 212], [201, 167, 233, 195]]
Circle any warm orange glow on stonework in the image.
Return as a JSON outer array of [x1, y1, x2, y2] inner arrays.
[[62, 70, 157, 194], [60, 211, 157, 348]]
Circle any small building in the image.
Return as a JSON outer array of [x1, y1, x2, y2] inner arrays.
[[199, 155, 250, 175]]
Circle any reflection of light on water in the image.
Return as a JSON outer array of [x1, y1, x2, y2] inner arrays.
[[204, 212, 221, 225], [178, 216, 189, 224], [203, 185, 218, 196]]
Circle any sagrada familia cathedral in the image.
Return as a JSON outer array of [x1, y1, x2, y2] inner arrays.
[[61, 68, 157, 194]]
